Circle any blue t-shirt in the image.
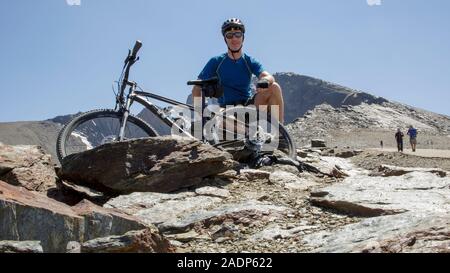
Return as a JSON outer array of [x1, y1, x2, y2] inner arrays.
[[198, 53, 265, 105], [407, 128, 417, 138]]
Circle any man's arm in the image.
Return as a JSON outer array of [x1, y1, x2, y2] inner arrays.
[[192, 85, 202, 98]]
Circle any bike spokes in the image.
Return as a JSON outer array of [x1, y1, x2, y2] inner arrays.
[[63, 115, 149, 157]]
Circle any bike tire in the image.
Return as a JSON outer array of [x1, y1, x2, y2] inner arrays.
[[56, 109, 158, 164], [206, 106, 297, 160]]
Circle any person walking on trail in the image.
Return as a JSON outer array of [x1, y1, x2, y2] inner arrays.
[[191, 18, 285, 123], [407, 125, 418, 152], [395, 128, 404, 152]]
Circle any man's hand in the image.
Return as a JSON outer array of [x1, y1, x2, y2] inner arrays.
[[256, 71, 274, 94], [256, 78, 271, 95], [256, 78, 270, 89]]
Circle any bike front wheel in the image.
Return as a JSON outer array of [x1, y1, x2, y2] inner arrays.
[[56, 109, 158, 163]]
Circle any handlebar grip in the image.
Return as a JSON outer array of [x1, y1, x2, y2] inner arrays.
[[187, 80, 201, 86], [256, 80, 269, 89], [131, 40, 142, 58]]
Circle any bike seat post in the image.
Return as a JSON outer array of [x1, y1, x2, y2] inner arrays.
[[201, 88, 207, 141]]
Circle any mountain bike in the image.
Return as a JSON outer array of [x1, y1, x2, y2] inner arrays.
[[56, 41, 296, 164]]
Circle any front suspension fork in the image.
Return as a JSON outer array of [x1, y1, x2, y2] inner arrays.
[[118, 90, 134, 141]]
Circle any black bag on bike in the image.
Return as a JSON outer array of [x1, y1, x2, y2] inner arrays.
[[203, 83, 224, 98]]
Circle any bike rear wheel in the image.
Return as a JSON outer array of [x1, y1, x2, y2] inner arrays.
[[56, 109, 158, 163], [205, 106, 297, 160]]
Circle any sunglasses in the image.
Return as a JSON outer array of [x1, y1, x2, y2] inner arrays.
[[225, 32, 244, 39]]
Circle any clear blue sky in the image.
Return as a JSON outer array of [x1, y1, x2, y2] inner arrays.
[[1, 0, 449, 122]]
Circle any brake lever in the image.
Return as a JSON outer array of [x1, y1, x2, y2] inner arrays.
[[124, 49, 131, 64]]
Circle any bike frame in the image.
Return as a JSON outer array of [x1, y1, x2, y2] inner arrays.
[[118, 82, 197, 141], [118, 83, 255, 146]]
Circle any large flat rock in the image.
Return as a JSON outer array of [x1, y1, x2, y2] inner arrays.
[[0, 240, 44, 253], [105, 192, 291, 234], [60, 137, 237, 194], [303, 212, 450, 253], [310, 171, 450, 216]]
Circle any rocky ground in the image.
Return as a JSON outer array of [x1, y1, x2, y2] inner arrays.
[[1, 138, 449, 253], [165, 169, 361, 253]]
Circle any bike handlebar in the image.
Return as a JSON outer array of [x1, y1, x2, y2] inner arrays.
[[131, 40, 142, 59], [118, 40, 142, 103]]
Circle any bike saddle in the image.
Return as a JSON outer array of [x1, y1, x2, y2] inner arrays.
[[187, 77, 219, 87], [187, 77, 223, 98]]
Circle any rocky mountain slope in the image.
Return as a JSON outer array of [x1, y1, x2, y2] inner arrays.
[[0, 121, 62, 162], [286, 102, 450, 149], [274, 73, 389, 123]]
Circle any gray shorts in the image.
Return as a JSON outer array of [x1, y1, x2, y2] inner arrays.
[[220, 94, 257, 108], [410, 138, 417, 145]]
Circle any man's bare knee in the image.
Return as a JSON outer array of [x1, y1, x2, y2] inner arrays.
[[269, 82, 282, 96]]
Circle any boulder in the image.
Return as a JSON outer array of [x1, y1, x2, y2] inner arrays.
[[80, 228, 175, 253], [105, 191, 223, 231], [238, 169, 271, 181], [195, 186, 231, 199], [66, 241, 81, 253], [46, 180, 110, 206], [269, 171, 318, 191], [298, 156, 349, 178], [72, 200, 148, 241], [59, 137, 237, 194], [311, 139, 326, 148], [165, 230, 210, 243], [0, 180, 166, 252], [303, 212, 450, 253], [310, 172, 450, 217], [377, 164, 447, 177], [58, 180, 108, 203], [0, 143, 57, 192], [0, 240, 43, 253], [0, 180, 83, 252], [335, 150, 363, 158]]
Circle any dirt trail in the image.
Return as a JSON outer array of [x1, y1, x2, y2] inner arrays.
[[351, 149, 450, 172], [370, 148, 450, 159]]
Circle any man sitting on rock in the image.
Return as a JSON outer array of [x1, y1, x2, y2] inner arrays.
[[191, 18, 285, 123]]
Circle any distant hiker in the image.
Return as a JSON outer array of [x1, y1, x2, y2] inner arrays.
[[395, 128, 404, 152], [407, 125, 418, 152], [191, 18, 285, 123], [380, 140, 384, 149]]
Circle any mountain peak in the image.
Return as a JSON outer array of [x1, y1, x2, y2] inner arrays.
[[273, 72, 388, 123]]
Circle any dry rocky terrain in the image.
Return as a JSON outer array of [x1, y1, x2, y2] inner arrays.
[[1, 137, 448, 253]]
